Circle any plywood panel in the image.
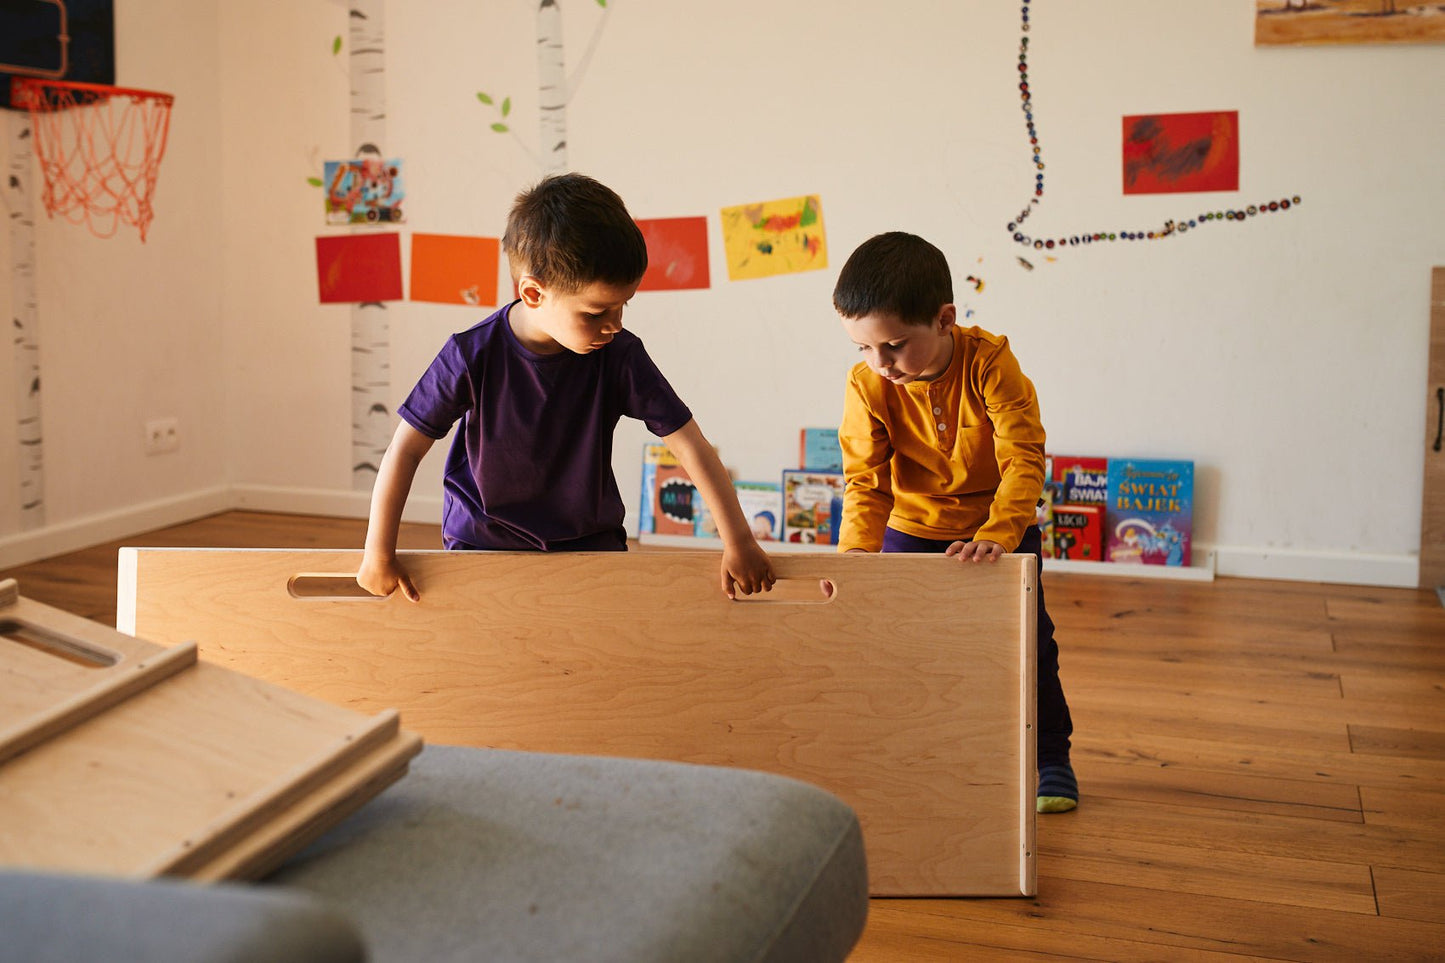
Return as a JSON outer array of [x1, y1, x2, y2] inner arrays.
[[117, 548, 1037, 896], [0, 580, 422, 880]]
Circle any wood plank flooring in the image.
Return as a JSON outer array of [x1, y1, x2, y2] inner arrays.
[[3, 511, 1442, 961]]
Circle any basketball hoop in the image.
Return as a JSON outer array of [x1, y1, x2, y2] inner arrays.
[[11, 77, 174, 242]]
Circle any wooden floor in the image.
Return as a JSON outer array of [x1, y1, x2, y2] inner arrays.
[[4, 510, 1443, 961]]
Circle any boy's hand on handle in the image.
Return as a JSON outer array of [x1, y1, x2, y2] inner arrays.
[[722, 540, 777, 599], [945, 539, 1005, 563], [357, 553, 421, 602]]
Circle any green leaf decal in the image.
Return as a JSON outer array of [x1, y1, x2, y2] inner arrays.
[[332, 35, 342, 55], [477, 92, 494, 105], [491, 122, 509, 133], [501, 97, 512, 117], [307, 176, 323, 187]]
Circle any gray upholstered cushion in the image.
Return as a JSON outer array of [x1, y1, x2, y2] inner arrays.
[[270, 744, 869, 963], [0, 869, 364, 963]]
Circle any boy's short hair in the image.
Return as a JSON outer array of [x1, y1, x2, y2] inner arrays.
[[832, 231, 953, 326], [503, 173, 648, 292]]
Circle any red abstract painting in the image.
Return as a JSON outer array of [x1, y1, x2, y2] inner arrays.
[[636, 216, 711, 292], [316, 233, 404, 303], [1122, 111, 1239, 195]]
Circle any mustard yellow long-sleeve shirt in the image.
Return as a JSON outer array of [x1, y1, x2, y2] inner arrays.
[[837, 325, 1046, 552]]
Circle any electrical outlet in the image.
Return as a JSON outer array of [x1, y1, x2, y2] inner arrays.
[[145, 417, 180, 455]]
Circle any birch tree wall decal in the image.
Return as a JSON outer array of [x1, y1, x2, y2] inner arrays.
[[8, 120, 44, 530], [348, 2, 393, 489], [536, 0, 568, 173], [531, 0, 610, 174]]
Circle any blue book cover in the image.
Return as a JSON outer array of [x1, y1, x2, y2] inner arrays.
[[1105, 459, 1194, 566], [799, 428, 843, 471]]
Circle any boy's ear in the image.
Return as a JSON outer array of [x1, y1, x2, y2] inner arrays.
[[517, 274, 546, 308], [936, 303, 958, 333]]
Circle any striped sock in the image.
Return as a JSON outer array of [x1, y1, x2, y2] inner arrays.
[[1037, 762, 1078, 813]]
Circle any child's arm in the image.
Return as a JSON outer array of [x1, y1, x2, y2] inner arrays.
[[972, 338, 1048, 555], [837, 371, 894, 552], [661, 419, 777, 598], [358, 421, 436, 601]]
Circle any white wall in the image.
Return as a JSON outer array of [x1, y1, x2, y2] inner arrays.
[[0, 0, 230, 563], [2, 0, 1442, 586]]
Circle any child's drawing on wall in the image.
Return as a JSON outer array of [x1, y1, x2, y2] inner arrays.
[[720, 194, 827, 281], [325, 153, 405, 225]]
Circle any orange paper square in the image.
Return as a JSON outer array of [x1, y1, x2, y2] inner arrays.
[[410, 233, 500, 306]]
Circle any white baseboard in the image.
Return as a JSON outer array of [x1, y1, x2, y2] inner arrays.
[[0, 486, 233, 570], [229, 484, 443, 525], [1213, 545, 1419, 589]]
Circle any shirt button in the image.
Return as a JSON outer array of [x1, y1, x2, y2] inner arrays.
[[933, 407, 942, 415], [937, 422, 947, 432]]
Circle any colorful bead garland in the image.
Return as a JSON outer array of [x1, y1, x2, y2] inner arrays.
[[1009, 0, 1300, 255]]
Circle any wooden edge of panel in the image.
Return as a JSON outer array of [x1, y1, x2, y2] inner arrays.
[[145, 709, 407, 878], [0, 641, 199, 765], [184, 729, 425, 882], [1020, 555, 1039, 897], [0, 578, 17, 608], [115, 547, 138, 634]]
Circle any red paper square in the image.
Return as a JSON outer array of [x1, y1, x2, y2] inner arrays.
[[636, 216, 711, 292], [316, 233, 404, 303]]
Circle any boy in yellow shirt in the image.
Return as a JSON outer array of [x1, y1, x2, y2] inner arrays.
[[833, 231, 1076, 813]]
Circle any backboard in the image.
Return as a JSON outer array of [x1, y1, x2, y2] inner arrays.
[[0, 0, 115, 109]]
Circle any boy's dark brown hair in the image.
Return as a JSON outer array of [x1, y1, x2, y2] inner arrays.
[[832, 231, 953, 326], [503, 173, 649, 292]]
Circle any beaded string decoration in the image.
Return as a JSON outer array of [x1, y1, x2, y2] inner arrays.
[[1009, 0, 1300, 256]]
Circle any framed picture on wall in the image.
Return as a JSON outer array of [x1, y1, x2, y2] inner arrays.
[[1256, 1, 1445, 46]]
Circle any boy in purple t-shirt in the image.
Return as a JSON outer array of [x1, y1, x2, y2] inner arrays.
[[359, 173, 775, 600]]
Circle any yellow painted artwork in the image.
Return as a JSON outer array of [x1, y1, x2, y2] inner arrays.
[[721, 194, 827, 281]]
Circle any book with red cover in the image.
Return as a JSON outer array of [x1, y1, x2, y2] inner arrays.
[[1051, 503, 1103, 562], [1051, 454, 1108, 507]]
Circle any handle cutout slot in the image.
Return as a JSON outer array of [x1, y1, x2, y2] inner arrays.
[[287, 574, 383, 600], [1, 617, 119, 668], [732, 578, 836, 604]]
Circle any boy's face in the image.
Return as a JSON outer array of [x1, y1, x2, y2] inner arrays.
[[841, 305, 957, 385], [512, 276, 640, 355]]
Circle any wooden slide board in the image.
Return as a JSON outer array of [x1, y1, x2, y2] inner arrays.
[[118, 549, 1037, 896], [0, 578, 422, 881]]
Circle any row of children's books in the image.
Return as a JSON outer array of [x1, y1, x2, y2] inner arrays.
[[639, 428, 844, 545], [1043, 455, 1194, 567], [640, 432, 1194, 566]]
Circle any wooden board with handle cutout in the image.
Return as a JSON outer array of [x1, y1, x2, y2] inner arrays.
[[117, 548, 1037, 896]]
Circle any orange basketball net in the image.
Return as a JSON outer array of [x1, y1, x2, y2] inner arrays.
[[11, 77, 174, 242]]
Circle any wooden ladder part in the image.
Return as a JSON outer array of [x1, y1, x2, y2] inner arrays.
[[0, 579, 423, 881]]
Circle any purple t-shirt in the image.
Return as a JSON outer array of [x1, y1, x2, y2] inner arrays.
[[399, 301, 692, 551]]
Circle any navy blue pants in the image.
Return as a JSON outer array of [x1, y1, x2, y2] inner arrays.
[[881, 524, 1074, 767]]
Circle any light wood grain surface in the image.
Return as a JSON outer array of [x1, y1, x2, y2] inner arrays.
[[1, 579, 422, 881], [118, 547, 1037, 896]]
